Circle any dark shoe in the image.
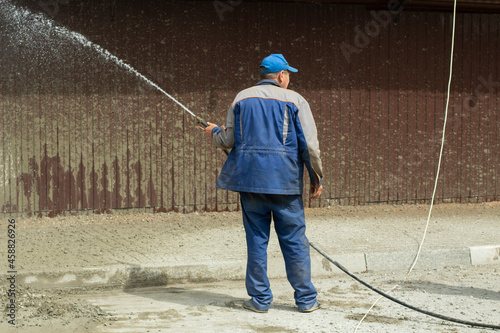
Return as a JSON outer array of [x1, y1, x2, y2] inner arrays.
[[243, 300, 268, 313], [299, 300, 321, 313]]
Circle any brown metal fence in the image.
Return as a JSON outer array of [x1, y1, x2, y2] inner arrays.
[[1, 1, 499, 216]]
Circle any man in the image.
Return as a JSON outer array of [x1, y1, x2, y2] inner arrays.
[[201, 54, 323, 313]]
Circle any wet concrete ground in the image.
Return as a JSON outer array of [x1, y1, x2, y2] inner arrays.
[[77, 265, 500, 333]]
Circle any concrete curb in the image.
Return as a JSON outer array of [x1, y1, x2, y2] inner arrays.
[[18, 245, 499, 289], [364, 247, 472, 271], [470, 245, 500, 265]]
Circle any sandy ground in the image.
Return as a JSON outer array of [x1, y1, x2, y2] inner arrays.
[[1, 265, 499, 332], [7, 202, 500, 273], [0, 202, 499, 332]]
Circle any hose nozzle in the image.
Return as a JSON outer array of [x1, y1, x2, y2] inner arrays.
[[196, 116, 209, 128]]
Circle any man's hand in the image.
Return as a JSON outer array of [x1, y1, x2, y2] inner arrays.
[[310, 174, 322, 199], [310, 184, 323, 199], [200, 122, 217, 139]]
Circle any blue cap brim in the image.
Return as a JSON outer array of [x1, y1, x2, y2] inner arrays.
[[287, 66, 298, 73]]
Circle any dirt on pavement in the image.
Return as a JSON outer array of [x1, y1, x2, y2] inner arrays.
[[0, 202, 499, 332], [7, 202, 500, 273]]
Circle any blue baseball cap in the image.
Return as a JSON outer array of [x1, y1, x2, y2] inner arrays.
[[259, 54, 298, 73]]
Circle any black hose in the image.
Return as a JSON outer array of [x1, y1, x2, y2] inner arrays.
[[309, 242, 500, 330]]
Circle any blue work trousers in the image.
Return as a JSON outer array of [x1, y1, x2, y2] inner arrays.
[[240, 192, 317, 311]]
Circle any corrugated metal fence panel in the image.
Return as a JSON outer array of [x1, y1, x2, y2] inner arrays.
[[0, 0, 499, 215]]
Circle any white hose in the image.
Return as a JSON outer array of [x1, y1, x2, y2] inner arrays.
[[354, 0, 458, 331]]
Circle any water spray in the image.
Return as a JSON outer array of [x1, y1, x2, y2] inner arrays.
[[1, 0, 210, 129], [58, 26, 212, 130]]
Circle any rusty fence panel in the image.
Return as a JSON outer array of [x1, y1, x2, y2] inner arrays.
[[0, 1, 499, 216]]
